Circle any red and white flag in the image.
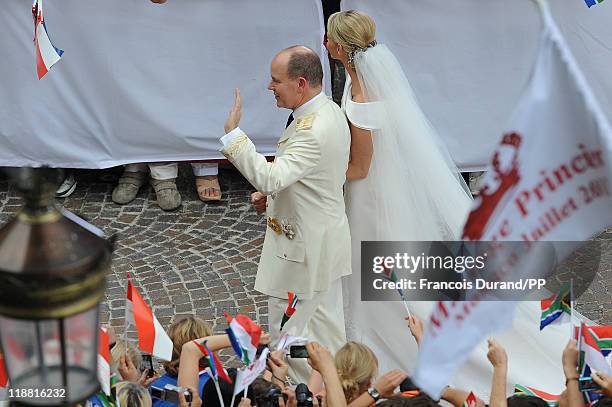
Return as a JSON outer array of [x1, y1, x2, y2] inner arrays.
[[32, 0, 64, 79], [579, 323, 612, 376], [0, 351, 8, 389], [125, 274, 173, 361], [98, 327, 111, 396], [414, 1, 612, 398]]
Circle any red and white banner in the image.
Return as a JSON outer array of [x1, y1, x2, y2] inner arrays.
[[414, 1, 612, 398], [125, 274, 173, 361]]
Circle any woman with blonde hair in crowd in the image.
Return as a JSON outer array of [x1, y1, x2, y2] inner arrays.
[[150, 316, 213, 407], [334, 341, 407, 406]]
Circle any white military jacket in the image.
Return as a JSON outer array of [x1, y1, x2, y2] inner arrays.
[[221, 95, 351, 299]]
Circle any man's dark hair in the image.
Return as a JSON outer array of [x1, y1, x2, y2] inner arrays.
[[507, 395, 550, 407], [202, 368, 254, 407], [378, 394, 441, 407], [285, 46, 323, 87]]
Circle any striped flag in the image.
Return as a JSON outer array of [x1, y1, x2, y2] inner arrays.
[[125, 273, 173, 361], [539, 283, 571, 330], [194, 340, 233, 384], [0, 351, 8, 389], [280, 291, 298, 332], [98, 327, 111, 396], [224, 312, 262, 366], [575, 324, 612, 405], [513, 384, 559, 406], [584, 0, 605, 8], [31, 0, 63, 79]]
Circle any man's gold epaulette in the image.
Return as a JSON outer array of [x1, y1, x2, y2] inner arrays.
[[295, 113, 316, 132]]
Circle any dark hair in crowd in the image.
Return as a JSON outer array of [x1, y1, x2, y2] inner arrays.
[[202, 368, 255, 407], [506, 395, 550, 407], [378, 394, 441, 407], [596, 398, 612, 407], [285, 46, 323, 87]]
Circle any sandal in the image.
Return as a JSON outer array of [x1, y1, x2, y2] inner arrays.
[[195, 175, 222, 202]]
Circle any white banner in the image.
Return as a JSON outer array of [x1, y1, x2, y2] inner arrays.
[[0, 0, 329, 169], [343, 0, 612, 170], [413, 0, 612, 398], [233, 348, 270, 396]]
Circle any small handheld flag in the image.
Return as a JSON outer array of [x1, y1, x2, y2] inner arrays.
[[224, 312, 262, 366], [194, 340, 233, 384], [584, 0, 605, 8], [280, 291, 298, 332], [98, 327, 111, 396], [125, 273, 173, 361], [513, 385, 559, 406], [0, 352, 8, 388], [539, 282, 572, 330], [382, 266, 411, 317], [32, 0, 64, 79]]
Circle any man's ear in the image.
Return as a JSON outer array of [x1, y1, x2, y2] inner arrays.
[[298, 77, 308, 91]]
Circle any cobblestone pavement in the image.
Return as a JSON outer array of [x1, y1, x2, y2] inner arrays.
[[0, 166, 611, 363]]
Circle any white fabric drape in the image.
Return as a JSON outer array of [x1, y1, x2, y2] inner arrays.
[[0, 0, 329, 168]]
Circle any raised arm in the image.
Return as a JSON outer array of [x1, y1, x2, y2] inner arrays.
[[487, 338, 508, 407], [177, 334, 232, 398]]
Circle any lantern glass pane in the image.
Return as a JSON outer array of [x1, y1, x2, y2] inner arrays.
[[0, 305, 100, 405]]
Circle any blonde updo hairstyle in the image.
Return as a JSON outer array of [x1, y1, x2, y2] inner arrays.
[[334, 341, 379, 403], [327, 10, 376, 67], [162, 315, 213, 377]]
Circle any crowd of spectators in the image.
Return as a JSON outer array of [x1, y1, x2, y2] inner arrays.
[[85, 313, 612, 407]]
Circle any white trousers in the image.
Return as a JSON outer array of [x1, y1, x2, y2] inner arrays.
[[124, 163, 218, 179], [268, 278, 346, 384]]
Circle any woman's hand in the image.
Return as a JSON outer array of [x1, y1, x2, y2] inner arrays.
[[238, 397, 252, 407], [372, 369, 408, 397], [178, 385, 202, 407], [268, 350, 289, 384], [562, 340, 580, 380], [487, 338, 507, 369], [306, 343, 335, 375], [137, 369, 160, 388], [592, 371, 612, 397], [118, 352, 141, 382], [405, 315, 423, 345]]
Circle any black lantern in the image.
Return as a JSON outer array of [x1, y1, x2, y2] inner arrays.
[[0, 168, 112, 406]]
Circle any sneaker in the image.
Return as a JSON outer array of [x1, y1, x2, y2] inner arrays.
[[152, 178, 181, 211], [56, 171, 77, 198], [112, 171, 147, 205]]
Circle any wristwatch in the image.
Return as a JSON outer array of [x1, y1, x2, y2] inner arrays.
[[367, 387, 380, 401]]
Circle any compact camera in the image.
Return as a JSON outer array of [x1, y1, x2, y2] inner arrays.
[[150, 383, 193, 404]]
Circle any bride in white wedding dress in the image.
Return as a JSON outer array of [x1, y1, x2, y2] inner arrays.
[[325, 10, 576, 399], [325, 7, 473, 371]]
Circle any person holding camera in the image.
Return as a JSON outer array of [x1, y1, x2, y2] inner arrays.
[[593, 372, 612, 398]]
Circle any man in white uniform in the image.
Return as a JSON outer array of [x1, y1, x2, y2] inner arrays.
[[220, 46, 351, 381]]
